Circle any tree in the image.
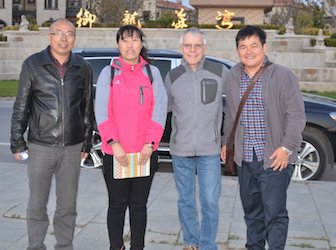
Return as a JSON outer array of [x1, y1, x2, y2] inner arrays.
[[269, 0, 333, 30], [299, 0, 335, 27], [94, 0, 144, 24]]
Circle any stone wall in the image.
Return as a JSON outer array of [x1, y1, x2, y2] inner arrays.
[[0, 28, 335, 91]]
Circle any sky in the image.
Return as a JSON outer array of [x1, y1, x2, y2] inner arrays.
[[182, 0, 193, 9]]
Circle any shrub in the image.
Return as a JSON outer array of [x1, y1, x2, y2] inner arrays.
[[26, 15, 37, 25], [330, 33, 336, 39], [3, 26, 19, 31], [2, 24, 39, 31], [296, 27, 331, 36], [0, 34, 8, 41], [324, 38, 336, 47], [310, 38, 336, 47], [144, 19, 173, 28]]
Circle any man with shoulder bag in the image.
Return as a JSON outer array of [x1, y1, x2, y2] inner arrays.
[[221, 25, 306, 250]]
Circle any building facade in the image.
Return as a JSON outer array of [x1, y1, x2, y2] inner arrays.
[[189, 0, 273, 25], [0, 0, 86, 27]]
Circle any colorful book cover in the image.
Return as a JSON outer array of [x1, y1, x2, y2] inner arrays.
[[113, 152, 150, 179]]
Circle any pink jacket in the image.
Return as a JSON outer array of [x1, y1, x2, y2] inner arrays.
[[95, 56, 168, 155]]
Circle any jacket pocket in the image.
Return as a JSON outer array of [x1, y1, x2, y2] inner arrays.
[[201, 79, 218, 105], [37, 111, 58, 139]]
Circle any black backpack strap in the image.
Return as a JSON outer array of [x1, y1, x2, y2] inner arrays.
[[110, 65, 115, 84], [145, 64, 153, 84], [111, 64, 153, 85]]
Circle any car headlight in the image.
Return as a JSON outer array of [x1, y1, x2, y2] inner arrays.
[[330, 112, 336, 122]]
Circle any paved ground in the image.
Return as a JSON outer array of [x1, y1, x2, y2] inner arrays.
[[0, 162, 336, 250]]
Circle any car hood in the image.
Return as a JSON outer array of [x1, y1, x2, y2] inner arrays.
[[302, 93, 336, 109]]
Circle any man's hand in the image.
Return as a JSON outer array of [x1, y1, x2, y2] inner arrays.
[[221, 145, 227, 162], [13, 152, 21, 161], [81, 152, 89, 160], [111, 142, 128, 167], [140, 144, 153, 165], [270, 147, 289, 171]]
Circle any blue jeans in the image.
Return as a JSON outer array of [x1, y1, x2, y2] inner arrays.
[[172, 155, 221, 250]]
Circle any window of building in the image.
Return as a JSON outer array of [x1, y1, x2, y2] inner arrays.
[[0, 0, 4, 8], [45, 0, 58, 9], [67, 0, 81, 8]]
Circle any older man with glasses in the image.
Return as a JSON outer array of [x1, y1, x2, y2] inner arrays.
[[164, 27, 229, 250]]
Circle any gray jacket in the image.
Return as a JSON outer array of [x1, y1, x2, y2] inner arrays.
[[164, 57, 229, 156], [223, 59, 306, 167]]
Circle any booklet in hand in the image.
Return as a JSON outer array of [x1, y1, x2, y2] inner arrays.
[[113, 152, 150, 179]]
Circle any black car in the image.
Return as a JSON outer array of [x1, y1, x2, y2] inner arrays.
[[73, 48, 336, 181]]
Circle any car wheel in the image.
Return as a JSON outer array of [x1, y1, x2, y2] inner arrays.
[[293, 127, 328, 181], [80, 130, 103, 169]]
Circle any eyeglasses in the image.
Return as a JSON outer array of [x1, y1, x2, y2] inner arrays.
[[50, 31, 75, 38], [182, 43, 205, 50]]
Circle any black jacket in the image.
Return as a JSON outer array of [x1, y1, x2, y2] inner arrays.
[[10, 46, 93, 153]]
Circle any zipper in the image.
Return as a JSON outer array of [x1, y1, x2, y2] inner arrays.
[[139, 86, 144, 105], [202, 81, 206, 103], [61, 78, 65, 146]]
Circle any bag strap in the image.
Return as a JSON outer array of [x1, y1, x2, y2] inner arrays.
[[110, 63, 153, 84], [228, 62, 272, 142]]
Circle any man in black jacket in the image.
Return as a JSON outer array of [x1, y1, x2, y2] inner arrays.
[[10, 18, 93, 250]]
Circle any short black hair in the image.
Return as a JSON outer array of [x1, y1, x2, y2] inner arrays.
[[235, 25, 266, 48]]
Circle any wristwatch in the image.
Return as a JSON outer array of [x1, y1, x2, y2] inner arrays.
[[107, 139, 119, 146], [281, 146, 293, 155]]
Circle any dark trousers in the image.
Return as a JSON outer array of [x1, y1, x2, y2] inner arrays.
[[26, 142, 82, 250], [237, 152, 293, 250], [102, 152, 158, 250]]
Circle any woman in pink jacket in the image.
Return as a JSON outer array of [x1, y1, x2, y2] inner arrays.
[[95, 25, 167, 250]]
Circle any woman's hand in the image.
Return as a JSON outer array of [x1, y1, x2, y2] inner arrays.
[[111, 142, 128, 167], [140, 143, 153, 165]]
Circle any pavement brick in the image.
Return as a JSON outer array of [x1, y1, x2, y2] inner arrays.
[[1, 162, 336, 249]]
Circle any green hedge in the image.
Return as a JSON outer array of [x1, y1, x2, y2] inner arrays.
[[324, 38, 336, 47], [0, 34, 7, 41], [310, 38, 336, 47]]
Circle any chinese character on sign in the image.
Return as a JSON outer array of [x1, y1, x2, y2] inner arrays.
[[76, 8, 97, 28], [215, 9, 235, 29], [172, 8, 188, 29], [123, 10, 142, 28]]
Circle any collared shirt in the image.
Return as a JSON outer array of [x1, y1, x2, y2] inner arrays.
[[240, 65, 266, 162], [48, 47, 69, 78]]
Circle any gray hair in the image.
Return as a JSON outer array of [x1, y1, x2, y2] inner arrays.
[[179, 27, 207, 45]]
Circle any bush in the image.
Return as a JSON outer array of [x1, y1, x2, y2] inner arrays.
[[296, 27, 331, 36], [0, 34, 7, 41], [3, 24, 39, 31], [26, 15, 37, 25], [310, 38, 336, 47], [3, 26, 19, 31], [330, 33, 336, 39], [324, 38, 336, 47], [144, 19, 173, 28]]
